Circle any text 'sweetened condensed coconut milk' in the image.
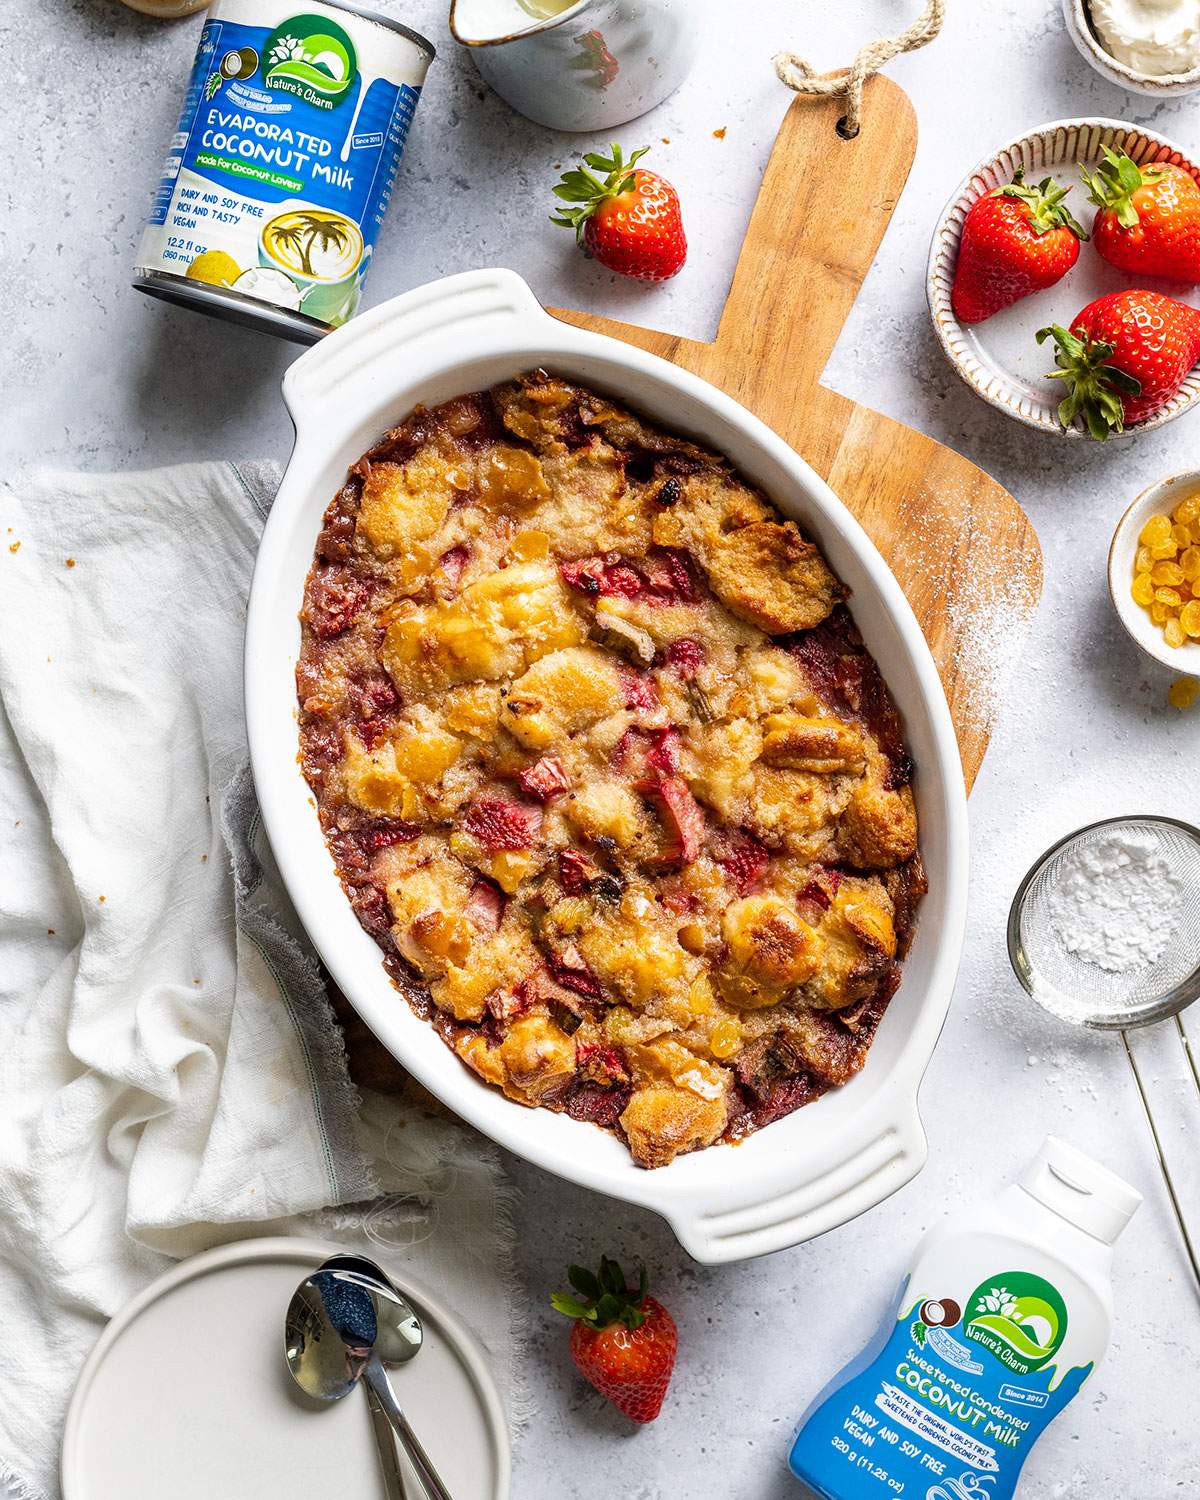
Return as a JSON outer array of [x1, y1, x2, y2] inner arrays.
[[134, 0, 433, 342]]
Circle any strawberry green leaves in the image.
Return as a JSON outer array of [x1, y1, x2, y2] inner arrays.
[[551, 144, 650, 241], [1080, 146, 1165, 231], [551, 1256, 650, 1331], [998, 169, 1087, 241], [1037, 322, 1142, 441]]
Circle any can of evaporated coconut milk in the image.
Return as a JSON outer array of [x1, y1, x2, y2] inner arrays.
[[133, 0, 433, 342]]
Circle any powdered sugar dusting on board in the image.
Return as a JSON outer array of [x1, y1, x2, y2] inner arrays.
[[893, 481, 1040, 738]]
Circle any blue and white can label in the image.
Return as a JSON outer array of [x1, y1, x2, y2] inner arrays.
[[134, 0, 433, 339]]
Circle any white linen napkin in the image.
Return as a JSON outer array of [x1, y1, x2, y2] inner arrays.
[[0, 464, 522, 1500]]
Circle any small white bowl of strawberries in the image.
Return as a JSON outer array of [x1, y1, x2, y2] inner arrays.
[[928, 120, 1200, 440]]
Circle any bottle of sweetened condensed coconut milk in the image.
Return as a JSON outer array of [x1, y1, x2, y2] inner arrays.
[[788, 1137, 1140, 1499]]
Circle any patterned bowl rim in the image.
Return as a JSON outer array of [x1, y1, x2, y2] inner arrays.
[[926, 118, 1200, 441], [1063, 0, 1200, 92]]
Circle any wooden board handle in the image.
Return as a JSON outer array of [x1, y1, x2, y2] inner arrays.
[[712, 75, 917, 410]]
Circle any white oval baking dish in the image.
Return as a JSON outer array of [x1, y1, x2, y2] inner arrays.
[[245, 268, 969, 1265]]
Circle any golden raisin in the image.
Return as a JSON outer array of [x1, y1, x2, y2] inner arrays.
[[553, 897, 590, 933], [1135, 545, 1155, 573], [1173, 523, 1193, 550], [1169, 675, 1199, 709], [1152, 601, 1170, 624], [1181, 547, 1200, 582], [709, 1017, 741, 1059], [1156, 587, 1183, 608], [1151, 540, 1179, 560], [1131, 572, 1156, 607], [687, 976, 714, 1013], [1165, 617, 1186, 648], [1173, 494, 1200, 526], [1181, 600, 1200, 636], [1153, 560, 1185, 586], [1141, 514, 1173, 547]]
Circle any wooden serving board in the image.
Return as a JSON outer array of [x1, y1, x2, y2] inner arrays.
[[551, 76, 1043, 793], [339, 79, 1042, 1094]]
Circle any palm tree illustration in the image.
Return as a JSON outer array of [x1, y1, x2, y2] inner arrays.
[[266, 214, 352, 277]]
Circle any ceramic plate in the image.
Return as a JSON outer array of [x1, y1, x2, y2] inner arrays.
[[928, 119, 1200, 439], [61, 1237, 510, 1500]]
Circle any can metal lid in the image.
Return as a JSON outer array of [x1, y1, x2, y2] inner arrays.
[[329, 0, 437, 62]]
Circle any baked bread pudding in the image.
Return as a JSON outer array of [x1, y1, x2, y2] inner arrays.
[[296, 372, 925, 1168]]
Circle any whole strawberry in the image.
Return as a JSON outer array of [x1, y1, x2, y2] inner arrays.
[[1037, 289, 1200, 437], [551, 1256, 677, 1423], [951, 169, 1086, 324], [552, 144, 686, 282], [1082, 147, 1200, 282]]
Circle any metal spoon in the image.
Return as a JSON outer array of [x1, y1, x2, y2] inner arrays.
[[318, 1256, 450, 1499], [286, 1267, 454, 1500], [318, 1255, 420, 1499]]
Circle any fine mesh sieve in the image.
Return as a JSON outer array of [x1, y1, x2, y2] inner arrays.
[[1009, 816, 1200, 1030], [1008, 815, 1200, 1295]]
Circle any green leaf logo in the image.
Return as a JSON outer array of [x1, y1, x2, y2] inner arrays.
[[262, 15, 357, 109], [963, 1271, 1067, 1375]]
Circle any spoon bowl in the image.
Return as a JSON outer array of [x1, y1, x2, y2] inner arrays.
[[318, 1254, 424, 1364], [284, 1270, 378, 1403]]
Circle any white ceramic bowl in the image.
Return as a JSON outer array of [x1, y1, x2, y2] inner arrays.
[[1108, 470, 1200, 670], [1063, 0, 1200, 97], [245, 269, 969, 1265], [929, 119, 1200, 440]]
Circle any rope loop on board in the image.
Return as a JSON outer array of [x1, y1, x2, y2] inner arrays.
[[774, 0, 945, 139]]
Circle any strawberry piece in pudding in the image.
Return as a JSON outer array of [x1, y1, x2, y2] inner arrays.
[[463, 796, 543, 851], [664, 637, 704, 679], [712, 829, 770, 895], [517, 755, 572, 802], [640, 774, 705, 866], [465, 878, 505, 935]]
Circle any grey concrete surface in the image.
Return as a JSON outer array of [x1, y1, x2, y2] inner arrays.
[[3, 2, 1197, 1496]]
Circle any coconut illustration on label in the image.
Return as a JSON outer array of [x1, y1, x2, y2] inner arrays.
[[132, 0, 434, 343]]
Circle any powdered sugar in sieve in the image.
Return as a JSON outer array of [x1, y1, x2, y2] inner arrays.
[[1009, 816, 1200, 1029]]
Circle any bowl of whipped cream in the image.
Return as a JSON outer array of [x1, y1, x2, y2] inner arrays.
[[1064, 0, 1200, 94]]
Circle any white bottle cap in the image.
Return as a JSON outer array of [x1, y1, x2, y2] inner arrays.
[[1018, 1136, 1142, 1244]]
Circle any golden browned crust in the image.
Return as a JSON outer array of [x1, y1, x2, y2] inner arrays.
[[296, 371, 923, 1169]]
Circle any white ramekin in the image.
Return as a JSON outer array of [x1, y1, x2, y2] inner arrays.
[[245, 268, 969, 1265], [1063, 0, 1200, 97], [1108, 471, 1200, 670]]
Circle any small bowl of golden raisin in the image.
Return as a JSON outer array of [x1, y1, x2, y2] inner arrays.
[[1109, 472, 1200, 677]]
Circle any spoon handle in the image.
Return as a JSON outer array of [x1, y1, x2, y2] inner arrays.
[[366, 1382, 409, 1500], [366, 1356, 455, 1500]]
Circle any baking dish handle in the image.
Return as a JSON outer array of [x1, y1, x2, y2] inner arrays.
[[281, 268, 551, 428], [665, 1104, 928, 1265]]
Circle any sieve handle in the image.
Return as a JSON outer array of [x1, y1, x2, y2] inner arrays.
[[1121, 1026, 1200, 1298]]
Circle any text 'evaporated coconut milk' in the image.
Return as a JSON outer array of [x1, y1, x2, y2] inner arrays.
[[134, 0, 433, 342]]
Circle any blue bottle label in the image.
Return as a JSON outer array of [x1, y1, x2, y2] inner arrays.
[[789, 1270, 1091, 1499]]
